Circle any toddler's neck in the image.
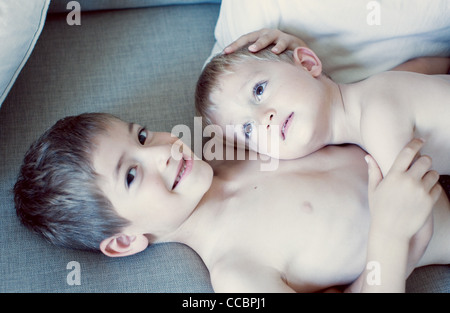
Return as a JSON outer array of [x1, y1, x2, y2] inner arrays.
[[326, 78, 364, 147]]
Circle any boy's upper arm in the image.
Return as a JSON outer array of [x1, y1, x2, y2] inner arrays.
[[390, 57, 450, 75], [210, 257, 295, 293], [361, 98, 414, 176]]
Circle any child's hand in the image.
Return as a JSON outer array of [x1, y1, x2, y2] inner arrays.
[[223, 28, 307, 55], [366, 138, 442, 241]]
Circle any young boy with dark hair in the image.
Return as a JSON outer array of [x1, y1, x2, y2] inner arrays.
[[14, 113, 129, 251], [14, 112, 448, 292]]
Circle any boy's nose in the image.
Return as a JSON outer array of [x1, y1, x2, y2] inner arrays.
[[260, 109, 276, 129], [137, 141, 174, 173], [146, 138, 192, 171], [150, 132, 179, 146], [143, 142, 170, 158]]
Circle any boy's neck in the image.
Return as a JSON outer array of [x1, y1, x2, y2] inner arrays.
[[325, 77, 363, 146], [157, 176, 228, 266]]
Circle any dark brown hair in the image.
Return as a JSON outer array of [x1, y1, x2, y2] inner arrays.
[[14, 113, 130, 251]]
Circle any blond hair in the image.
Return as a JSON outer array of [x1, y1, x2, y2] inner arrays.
[[195, 45, 294, 126]]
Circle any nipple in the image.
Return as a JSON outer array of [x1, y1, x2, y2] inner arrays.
[[300, 201, 314, 214]]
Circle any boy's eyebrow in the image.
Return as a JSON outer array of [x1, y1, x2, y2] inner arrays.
[[240, 72, 257, 93], [128, 122, 134, 134], [115, 154, 125, 184], [240, 70, 263, 95], [114, 122, 135, 182]]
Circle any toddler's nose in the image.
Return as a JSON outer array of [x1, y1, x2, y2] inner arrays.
[[260, 109, 276, 129]]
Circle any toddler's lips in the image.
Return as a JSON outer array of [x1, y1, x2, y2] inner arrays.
[[281, 112, 294, 141], [172, 157, 192, 190]]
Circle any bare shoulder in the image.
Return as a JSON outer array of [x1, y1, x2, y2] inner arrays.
[[362, 70, 407, 85], [362, 71, 448, 92], [435, 74, 450, 82], [361, 71, 450, 122], [358, 71, 432, 118], [364, 71, 450, 91], [358, 72, 417, 174]]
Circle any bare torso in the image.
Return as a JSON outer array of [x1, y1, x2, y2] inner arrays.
[[190, 145, 369, 291], [184, 144, 450, 292]]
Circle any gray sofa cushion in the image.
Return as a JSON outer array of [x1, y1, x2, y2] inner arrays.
[[49, 0, 221, 13], [0, 0, 50, 106], [406, 265, 450, 293]]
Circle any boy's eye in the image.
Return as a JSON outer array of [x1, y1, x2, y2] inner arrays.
[[126, 167, 137, 187], [138, 128, 147, 145], [253, 81, 267, 101], [243, 122, 254, 139]]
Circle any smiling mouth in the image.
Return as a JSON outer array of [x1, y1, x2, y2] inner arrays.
[[172, 158, 187, 190], [281, 112, 294, 141]]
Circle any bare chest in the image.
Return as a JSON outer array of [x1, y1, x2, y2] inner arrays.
[[212, 166, 370, 290]]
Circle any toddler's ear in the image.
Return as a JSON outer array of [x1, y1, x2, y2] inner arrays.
[[293, 47, 322, 77], [100, 234, 148, 257]]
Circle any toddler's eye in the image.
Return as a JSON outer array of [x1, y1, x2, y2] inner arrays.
[[253, 81, 267, 101], [126, 167, 136, 187], [243, 122, 254, 139], [138, 128, 147, 145]]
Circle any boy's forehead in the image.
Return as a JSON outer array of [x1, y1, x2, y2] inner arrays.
[[91, 128, 134, 197], [92, 120, 130, 165], [218, 65, 260, 94], [229, 60, 265, 77], [107, 117, 129, 130], [100, 118, 134, 137]]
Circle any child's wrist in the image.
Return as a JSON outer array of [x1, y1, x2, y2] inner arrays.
[[366, 230, 410, 274], [368, 224, 411, 246]]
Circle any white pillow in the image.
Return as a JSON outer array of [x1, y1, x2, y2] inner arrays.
[[211, 0, 450, 83], [0, 0, 50, 107]]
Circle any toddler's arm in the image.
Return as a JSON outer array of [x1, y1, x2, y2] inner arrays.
[[223, 28, 307, 55], [391, 57, 450, 75], [359, 138, 441, 292]]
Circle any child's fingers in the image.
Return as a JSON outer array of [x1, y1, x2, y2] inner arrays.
[[249, 31, 281, 52], [407, 154, 432, 178], [430, 183, 443, 203], [389, 138, 424, 173], [271, 40, 289, 54], [225, 29, 289, 54], [421, 170, 440, 192], [224, 29, 272, 54], [223, 45, 237, 54], [224, 32, 261, 54]]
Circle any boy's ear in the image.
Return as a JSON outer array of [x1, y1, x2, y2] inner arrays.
[[293, 47, 322, 77], [100, 234, 149, 257]]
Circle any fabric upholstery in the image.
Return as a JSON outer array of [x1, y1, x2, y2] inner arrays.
[[0, 0, 50, 107], [49, 0, 221, 13]]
